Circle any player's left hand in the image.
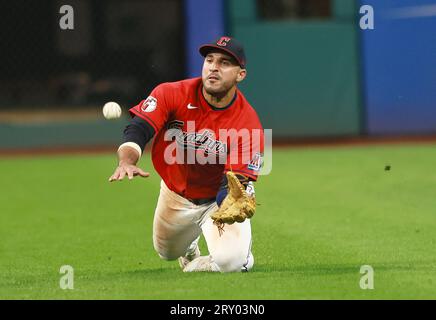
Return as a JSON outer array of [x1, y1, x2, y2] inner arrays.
[[211, 171, 256, 225]]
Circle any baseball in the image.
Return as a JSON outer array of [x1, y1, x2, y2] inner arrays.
[[102, 102, 122, 119]]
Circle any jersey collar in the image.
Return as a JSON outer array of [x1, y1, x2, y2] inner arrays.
[[199, 83, 238, 111]]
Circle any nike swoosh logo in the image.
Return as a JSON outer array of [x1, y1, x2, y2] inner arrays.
[[187, 103, 198, 109]]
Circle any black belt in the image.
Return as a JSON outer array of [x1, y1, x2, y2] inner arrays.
[[188, 197, 216, 206]]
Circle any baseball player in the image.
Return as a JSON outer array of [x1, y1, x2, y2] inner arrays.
[[109, 36, 264, 272]]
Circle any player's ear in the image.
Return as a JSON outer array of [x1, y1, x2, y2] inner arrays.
[[236, 68, 247, 83]]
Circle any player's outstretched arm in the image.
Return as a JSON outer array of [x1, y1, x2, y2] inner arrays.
[[109, 145, 149, 182]]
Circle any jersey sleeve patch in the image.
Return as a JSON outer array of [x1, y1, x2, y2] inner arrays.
[[141, 96, 157, 113], [247, 152, 263, 172]]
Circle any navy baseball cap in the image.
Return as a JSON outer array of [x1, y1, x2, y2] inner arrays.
[[199, 36, 246, 69]]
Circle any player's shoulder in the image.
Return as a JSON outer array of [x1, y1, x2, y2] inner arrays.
[[236, 90, 263, 128]]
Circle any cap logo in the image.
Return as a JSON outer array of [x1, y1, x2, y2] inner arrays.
[[216, 37, 231, 47]]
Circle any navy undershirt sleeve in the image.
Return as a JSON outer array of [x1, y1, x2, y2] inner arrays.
[[123, 116, 156, 152], [216, 175, 228, 206], [216, 173, 252, 206]]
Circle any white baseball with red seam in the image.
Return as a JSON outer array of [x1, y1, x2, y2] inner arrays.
[[102, 102, 122, 119]]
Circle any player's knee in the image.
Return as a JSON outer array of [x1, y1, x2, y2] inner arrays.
[[156, 250, 182, 261], [153, 244, 183, 261], [213, 251, 253, 273], [214, 256, 245, 273], [157, 252, 175, 261], [153, 236, 186, 260]]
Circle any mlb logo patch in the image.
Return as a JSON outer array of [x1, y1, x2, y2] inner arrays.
[[141, 96, 157, 113], [248, 152, 263, 172]]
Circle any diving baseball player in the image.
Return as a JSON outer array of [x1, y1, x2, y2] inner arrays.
[[109, 36, 264, 272]]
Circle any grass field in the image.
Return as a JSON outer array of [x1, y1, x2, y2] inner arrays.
[[1, 144, 436, 299]]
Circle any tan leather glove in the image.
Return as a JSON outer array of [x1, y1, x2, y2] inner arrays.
[[211, 171, 256, 226]]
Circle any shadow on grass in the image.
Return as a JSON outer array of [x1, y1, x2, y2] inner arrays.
[[119, 267, 229, 277], [253, 260, 436, 275], [92, 259, 436, 282]]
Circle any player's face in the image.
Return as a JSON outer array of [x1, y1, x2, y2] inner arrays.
[[202, 52, 246, 96]]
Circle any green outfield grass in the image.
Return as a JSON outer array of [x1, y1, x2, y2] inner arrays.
[[1, 144, 436, 299]]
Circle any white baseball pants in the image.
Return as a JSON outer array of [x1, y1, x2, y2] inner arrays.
[[152, 180, 253, 272]]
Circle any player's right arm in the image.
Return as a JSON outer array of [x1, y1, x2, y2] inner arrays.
[[108, 116, 155, 182], [109, 83, 175, 182], [109, 145, 149, 181]]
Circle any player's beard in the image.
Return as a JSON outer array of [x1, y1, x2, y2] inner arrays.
[[203, 78, 234, 99]]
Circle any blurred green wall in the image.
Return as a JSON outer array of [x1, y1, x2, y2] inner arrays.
[[228, 0, 361, 137], [0, 118, 127, 149]]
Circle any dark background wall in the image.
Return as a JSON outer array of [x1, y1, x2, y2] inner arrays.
[[0, 0, 185, 109], [1, 0, 435, 149]]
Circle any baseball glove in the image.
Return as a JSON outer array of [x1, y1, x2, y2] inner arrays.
[[211, 171, 256, 228]]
